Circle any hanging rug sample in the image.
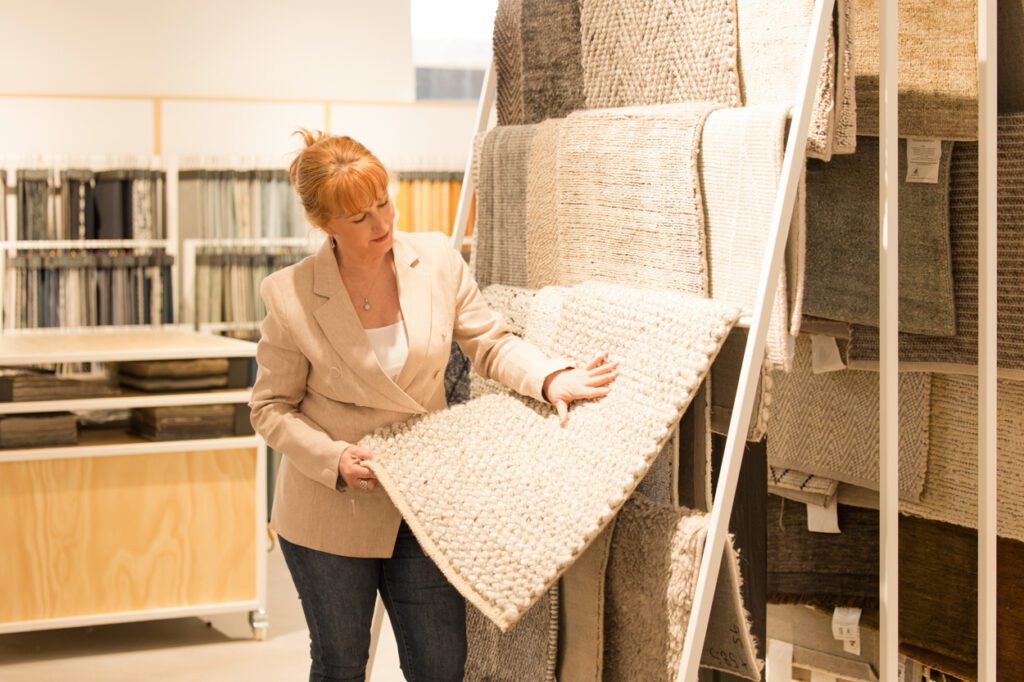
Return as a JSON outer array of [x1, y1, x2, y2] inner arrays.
[[361, 282, 740, 629], [804, 137, 956, 336], [735, 0, 852, 160], [768, 336, 931, 500], [579, 0, 740, 110], [848, 116, 1024, 376], [526, 117, 563, 289], [465, 586, 559, 682], [521, 0, 584, 123], [604, 494, 761, 681], [556, 103, 719, 296], [474, 124, 536, 289], [493, 0, 525, 126], [853, 0, 978, 139], [699, 105, 795, 368]]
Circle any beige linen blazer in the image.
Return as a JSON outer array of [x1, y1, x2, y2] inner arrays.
[[250, 231, 568, 558]]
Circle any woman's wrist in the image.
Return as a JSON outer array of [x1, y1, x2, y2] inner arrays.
[[542, 368, 572, 402]]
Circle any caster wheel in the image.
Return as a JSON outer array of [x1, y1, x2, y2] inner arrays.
[[249, 609, 269, 641]]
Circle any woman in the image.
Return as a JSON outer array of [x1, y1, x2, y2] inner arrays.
[[249, 130, 619, 682]]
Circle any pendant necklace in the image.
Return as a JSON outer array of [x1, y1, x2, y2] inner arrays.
[[345, 261, 385, 312]]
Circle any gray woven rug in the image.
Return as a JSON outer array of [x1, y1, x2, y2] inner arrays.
[[804, 137, 956, 336], [848, 115, 1024, 376], [494, 0, 525, 126], [854, 0, 978, 139], [768, 336, 931, 500], [474, 125, 536, 289], [465, 588, 559, 681], [521, 0, 584, 123], [557, 103, 719, 295], [580, 0, 740, 110], [362, 282, 739, 630]]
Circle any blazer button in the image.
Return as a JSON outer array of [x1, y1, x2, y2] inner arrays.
[[330, 366, 342, 378], [441, 331, 448, 342]]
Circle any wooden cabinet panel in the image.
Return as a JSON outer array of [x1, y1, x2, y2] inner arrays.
[[0, 448, 257, 623]]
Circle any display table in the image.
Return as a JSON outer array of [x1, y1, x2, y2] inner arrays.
[[0, 329, 268, 639]]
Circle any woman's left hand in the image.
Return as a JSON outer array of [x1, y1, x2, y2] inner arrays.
[[543, 351, 620, 427]]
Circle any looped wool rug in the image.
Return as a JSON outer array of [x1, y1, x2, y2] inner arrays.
[[361, 282, 741, 630]]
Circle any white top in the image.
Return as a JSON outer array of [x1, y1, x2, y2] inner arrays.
[[364, 321, 409, 382]]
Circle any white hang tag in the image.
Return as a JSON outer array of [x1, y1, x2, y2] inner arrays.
[[832, 606, 862, 656], [906, 139, 942, 184], [810, 672, 839, 682], [806, 498, 841, 534], [810, 334, 846, 373], [765, 639, 794, 682]]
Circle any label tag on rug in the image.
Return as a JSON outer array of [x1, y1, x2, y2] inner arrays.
[[810, 334, 846, 373], [806, 498, 840, 533], [906, 139, 942, 184], [765, 639, 793, 682], [832, 606, 862, 655]]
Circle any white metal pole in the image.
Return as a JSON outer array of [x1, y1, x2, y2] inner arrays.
[[879, 0, 900, 677], [450, 58, 496, 252], [978, 0, 998, 678], [676, 1, 834, 678]]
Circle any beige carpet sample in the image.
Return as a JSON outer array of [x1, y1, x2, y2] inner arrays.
[[526, 118, 563, 289], [768, 336, 931, 500], [604, 494, 761, 681], [474, 124, 536, 289], [465, 587, 559, 682], [556, 103, 719, 295], [558, 521, 616, 682], [580, 0, 740, 110], [736, 0, 854, 160], [901, 374, 1024, 543], [853, 0, 977, 139], [361, 282, 739, 630], [700, 105, 795, 368], [494, 0, 525, 126], [848, 115, 1024, 377], [804, 137, 956, 336], [521, 0, 584, 122], [709, 328, 770, 442]]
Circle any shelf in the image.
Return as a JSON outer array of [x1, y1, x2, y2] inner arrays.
[[0, 329, 256, 364], [0, 388, 252, 415], [0, 428, 260, 463]]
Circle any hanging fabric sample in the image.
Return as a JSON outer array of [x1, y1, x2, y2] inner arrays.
[[735, 0, 855, 160], [556, 103, 720, 294], [901, 374, 1024, 543], [521, 0, 584, 123], [61, 170, 97, 240], [853, 0, 979, 139], [579, 0, 740, 110], [603, 494, 761, 681], [474, 125, 536, 288], [767, 337, 931, 500], [804, 137, 955, 336], [16, 170, 51, 240], [194, 247, 306, 330], [360, 282, 741, 630], [699, 105, 797, 368], [178, 170, 306, 240], [848, 115, 1024, 375], [394, 172, 465, 234]]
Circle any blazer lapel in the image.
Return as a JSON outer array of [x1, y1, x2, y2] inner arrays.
[[392, 233, 432, 391], [311, 240, 426, 415]]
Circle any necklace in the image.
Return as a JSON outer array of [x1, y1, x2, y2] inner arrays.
[[342, 259, 386, 311]]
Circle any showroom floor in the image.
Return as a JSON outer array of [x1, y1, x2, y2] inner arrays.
[[0, 545, 406, 681]]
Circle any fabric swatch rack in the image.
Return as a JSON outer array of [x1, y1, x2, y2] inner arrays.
[[394, 170, 475, 243], [177, 167, 307, 241]]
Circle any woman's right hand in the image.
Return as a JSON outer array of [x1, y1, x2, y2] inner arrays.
[[339, 445, 378, 491]]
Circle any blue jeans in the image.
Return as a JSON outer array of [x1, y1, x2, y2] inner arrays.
[[279, 523, 467, 682]]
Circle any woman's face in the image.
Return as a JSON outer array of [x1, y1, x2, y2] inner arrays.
[[324, 194, 395, 261]]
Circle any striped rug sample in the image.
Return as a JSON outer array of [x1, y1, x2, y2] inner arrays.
[[580, 0, 740, 110], [768, 337, 931, 500], [848, 115, 1024, 377], [556, 103, 719, 295]]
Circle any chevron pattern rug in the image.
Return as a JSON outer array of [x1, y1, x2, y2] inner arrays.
[[580, 0, 740, 110], [494, 0, 525, 126]]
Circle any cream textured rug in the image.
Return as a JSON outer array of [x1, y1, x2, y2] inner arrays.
[[700, 105, 795, 368], [580, 0, 740, 110], [556, 103, 719, 295], [853, 0, 977, 139], [768, 336, 931, 500], [901, 374, 1024, 543], [804, 137, 956, 336], [848, 116, 1024, 377], [361, 282, 739, 630], [736, 0, 854, 160], [474, 125, 536, 289], [494, 0, 525, 126], [521, 0, 584, 123], [465, 588, 558, 682], [604, 494, 761, 681], [526, 118, 563, 289]]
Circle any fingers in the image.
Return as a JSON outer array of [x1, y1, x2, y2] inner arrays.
[[585, 351, 609, 371], [588, 361, 619, 377], [586, 370, 619, 387], [556, 400, 568, 427]]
